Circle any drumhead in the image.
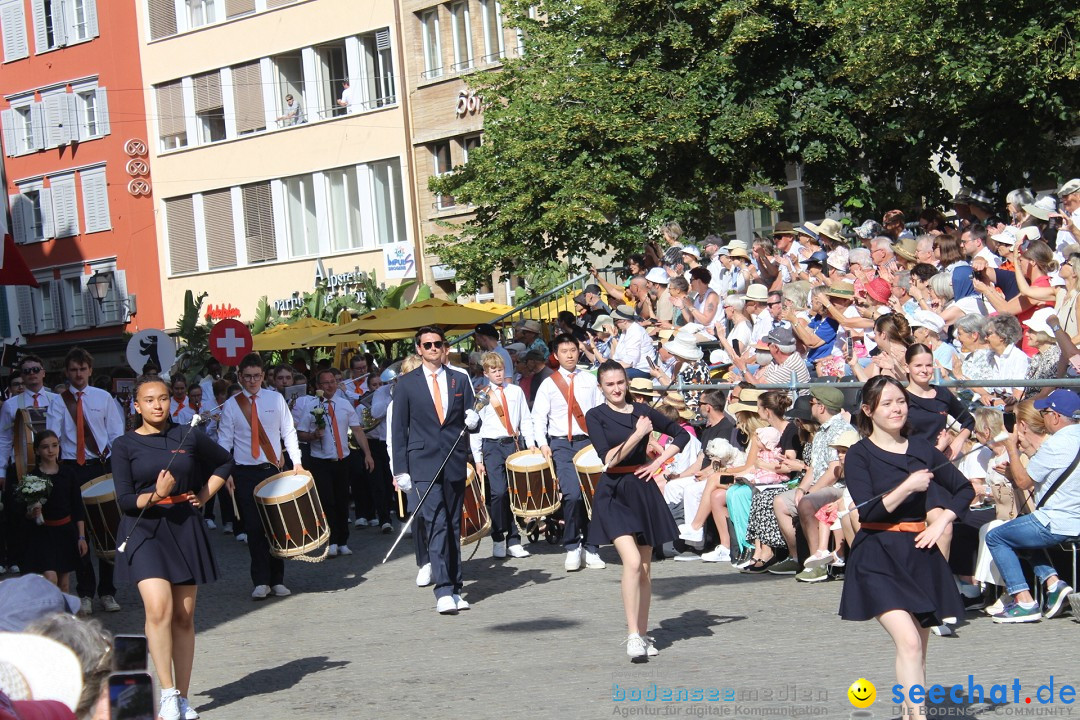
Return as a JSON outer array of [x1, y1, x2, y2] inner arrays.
[[255, 474, 309, 498], [507, 451, 547, 469], [82, 476, 115, 498], [575, 449, 602, 468]]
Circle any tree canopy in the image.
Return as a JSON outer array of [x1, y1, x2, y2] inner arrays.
[[430, 0, 1080, 290]]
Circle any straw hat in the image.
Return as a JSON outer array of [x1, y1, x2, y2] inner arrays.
[[894, 236, 918, 262], [728, 246, 750, 260], [829, 429, 861, 449], [727, 388, 763, 415], [744, 284, 769, 303], [662, 392, 696, 420], [629, 377, 659, 397], [824, 282, 856, 300], [806, 218, 846, 244]]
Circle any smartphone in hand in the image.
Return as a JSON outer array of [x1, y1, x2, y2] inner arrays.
[[109, 672, 154, 720], [113, 635, 148, 672]]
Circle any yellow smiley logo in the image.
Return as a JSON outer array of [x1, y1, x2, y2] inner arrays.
[[848, 678, 876, 708]]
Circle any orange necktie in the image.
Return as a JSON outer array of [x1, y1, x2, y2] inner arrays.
[[327, 401, 344, 460], [431, 372, 444, 424], [250, 393, 261, 459], [566, 371, 577, 441], [75, 391, 86, 465], [32, 393, 39, 408], [496, 386, 515, 437], [173, 400, 185, 418]]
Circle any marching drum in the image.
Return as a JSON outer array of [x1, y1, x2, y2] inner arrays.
[[13, 408, 46, 481], [461, 464, 491, 546], [573, 445, 604, 520], [81, 475, 121, 561], [253, 471, 329, 559], [505, 449, 560, 519]]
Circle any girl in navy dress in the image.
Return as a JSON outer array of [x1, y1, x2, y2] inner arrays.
[[113, 376, 234, 720], [21, 430, 86, 592], [585, 360, 690, 661], [840, 376, 973, 719], [904, 343, 975, 459]]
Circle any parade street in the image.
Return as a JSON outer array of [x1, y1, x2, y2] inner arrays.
[[95, 528, 1079, 719]]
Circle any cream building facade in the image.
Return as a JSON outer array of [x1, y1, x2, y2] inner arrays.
[[137, 0, 418, 326]]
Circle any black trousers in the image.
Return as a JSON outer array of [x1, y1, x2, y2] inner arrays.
[[348, 450, 375, 522], [481, 439, 521, 543], [367, 439, 395, 526], [548, 437, 597, 552], [309, 456, 350, 546], [63, 459, 116, 598], [233, 464, 284, 587]]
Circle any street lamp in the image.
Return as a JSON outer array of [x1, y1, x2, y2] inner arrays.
[[86, 270, 112, 305]]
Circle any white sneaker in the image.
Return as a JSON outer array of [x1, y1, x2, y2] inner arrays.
[[626, 634, 648, 661], [673, 551, 701, 562], [678, 523, 704, 544], [328, 544, 339, 557], [79, 597, 93, 616], [985, 596, 1006, 615], [380, 522, 392, 534], [100, 595, 121, 612], [158, 689, 181, 720], [8, 565, 18, 574], [436, 596, 458, 615], [251, 585, 271, 600], [564, 547, 584, 571], [644, 636, 659, 657], [453, 594, 470, 610], [931, 624, 954, 637], [180, 696, 200, 720], [367, 518, 380, 527], [701, 545, 731, 563], [507, 544, 531, 558], [416, 563, 433, 587], [354, 518, 366, 528], [337, 545, 353, 556], [0, 566, 5, 574], [222, 522, 234, 534], [803, 549, 836, 569], [236, 533, 248, 543], [205, 519, 216, 530], [271, 584, 291, 597], [585, 551, 606, 569]]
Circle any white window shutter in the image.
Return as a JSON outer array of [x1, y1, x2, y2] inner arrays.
[[15, 286, 36, 335], [95, 88, 109, 136], [1, 109, 16, 157], [41, 280, 60, 330], [79, 275, 98, 327], [114, 269, 129, 322], [50, 175, 78, 237], [8, 194, 27, 243], [80, 168, 111, 233], [30, 0, 47, 52], [44, 94, 67, 147], [65, 93, 79, 140], [29, 102, 45, 150], [1, 1, 30, 61], [85, 0, 98, 36], [49, 0, 65, 45], [39, 187, 54, 238]]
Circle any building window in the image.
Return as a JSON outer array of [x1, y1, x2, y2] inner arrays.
[[50, 173, 79, 238], [283, 175, 318, 257], [463, 134, 481, 163], [32, 278, 61, 333], [166, 196, 198, 275], [156, 80, 187, 150], [449, 2, 472, 71], [187, 0, 218, 28], [272, 51, 306, 127], [0, 0, 30, 61], [242, 182, 277, 263], [315, 40, 348, 119], [325, 167, 363, 251], [147, 0, 177, 39], [359, 29, 396, 109], [30, 0, 97, 52], [431, 141, 454, 209], [232, 61, 266, 135], [193, 71, 226, 144], [420, 9, 442, 78], [15, 188, 49, 242], [14, 105, 38, 154], [371, 159, 407, 245], [479, 0, 503, 62], [80, 166, 111, 233], [62, 275, 94, 329]]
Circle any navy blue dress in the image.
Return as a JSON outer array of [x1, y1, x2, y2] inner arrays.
[[113, 423, 234, 585], [839, 437, 974, 627], [21, 465, 83, 575], [906, 387, 975, 448], [584, 403, 689, 547]]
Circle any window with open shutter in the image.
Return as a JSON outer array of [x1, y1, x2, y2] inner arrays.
[[50, 174, 78, 237], [15, 287, 36, 335], [80, 166, 111, 233], [94, 87, 109, 136], [193, 71, 225, 144], [0, 0, 29, 61], [1, 110, 17, 156], [241, 182, 276, 264], [231, 62, 265, 135], [147, 0, 176, 39], [156, 80, 186, 150], [202, 189, 236, 269], [43, 93, 71, 147], [29, 102, 45, 150], [166, 196, 199, 274], [35, 278, 61, 333]]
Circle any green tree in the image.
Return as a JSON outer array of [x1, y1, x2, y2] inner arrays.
[[431, 0, 1080, 290]]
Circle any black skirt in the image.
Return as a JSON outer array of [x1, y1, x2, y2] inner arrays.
[[114, 503, 218, 586], [586, 471, 680, 548], [22, 519, 80, 575], [839, 528, 964, 627]]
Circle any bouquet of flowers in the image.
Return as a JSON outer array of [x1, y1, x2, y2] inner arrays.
[[17, 473, 53, 525], [311, 405, 327, 430]]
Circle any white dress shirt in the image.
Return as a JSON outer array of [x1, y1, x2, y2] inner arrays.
[[974, 245, 1001, 269], [367, 384, 392, 442], [341, 376, 368, 406], [470, 383, 536, 463], [610, 322, 653, 372], [532, 367, 603, 442], [291, 394, 318, 427], [218, 388, 302, 466], [170, 397, 196, 426], [46, 385, 125, 462], [297, 395, 359, 460], [0, 389, 60, 478], [750, 310, 775, 344]]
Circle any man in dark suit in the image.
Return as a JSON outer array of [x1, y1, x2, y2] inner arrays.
[[392, 326, 480, 614]]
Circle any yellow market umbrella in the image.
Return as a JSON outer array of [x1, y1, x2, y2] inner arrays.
[[463, 301, 515, 318], [334, 298, 504, 333], [531, 292, 578, 321], [251, 317, 335, 351]]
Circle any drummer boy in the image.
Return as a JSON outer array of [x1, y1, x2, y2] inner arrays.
[[469, 352, 535, 559]]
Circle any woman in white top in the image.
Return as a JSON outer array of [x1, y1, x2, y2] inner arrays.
[[980, 314, 1029, 405], [714, 295, 753, 364], [1053, 254, 1080, 342]]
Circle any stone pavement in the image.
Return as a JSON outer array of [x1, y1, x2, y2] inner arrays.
[[93, 527, 1080, 719]]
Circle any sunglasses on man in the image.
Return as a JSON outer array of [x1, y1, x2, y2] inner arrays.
[[420, 340, 446, 350]]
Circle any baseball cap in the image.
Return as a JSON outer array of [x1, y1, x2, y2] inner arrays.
[[1033, 389, 1080, 419], [0, 576, 81, 632], [764, 325, 796, 346], [810, 386, 844, 412], [474, 323, 498, 339], [1058, 179, 1080, 197], [645, 267, 669, 285]]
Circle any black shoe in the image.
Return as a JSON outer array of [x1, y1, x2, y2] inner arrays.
[[741, 557, 779, 574]]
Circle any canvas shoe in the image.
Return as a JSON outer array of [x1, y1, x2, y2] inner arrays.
[[337, 545, 353, 556], [507, 544, 531, 558], [992, 602, 1041, 623], [795, 566, 829, 583], [767, 557, 800, 575], [180, 697, 200, 720], [585, 551, 606, 569], [158, 689, 181, 720], [1043, 582, 1074, 619], [625, 634, 648, 662], [700, 546, 731, 563], [100, 595, 121, 612], [416, 563, 432, 587]]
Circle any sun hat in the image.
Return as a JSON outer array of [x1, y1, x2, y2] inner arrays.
[[806, 218, 846, 244], [629, 377, 658, 397], [645, 267, 669, 285], [744, 284, 769, 303], [613, 304, 640, 322], [1022, 307, 1058, 336], [907, 309, 946, 335], [1057, 179, 1080, 197], [825, 282, 856, 299], [829, 429, 861, 449], [727, 388, 763, 415], [864, 277, 891, 304], [590, 315, 614, 332], [0, 634, 83, 711], [519, 319, 542, 334], [681, 245, 701, 260], [663, 332, 704, 361], [773, 221, 796, 237], [662, 392, 696, 420], [894, 236, 918, 262]]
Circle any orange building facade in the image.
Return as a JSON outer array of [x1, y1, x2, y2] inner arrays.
[[0, 0, 162, 373]]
